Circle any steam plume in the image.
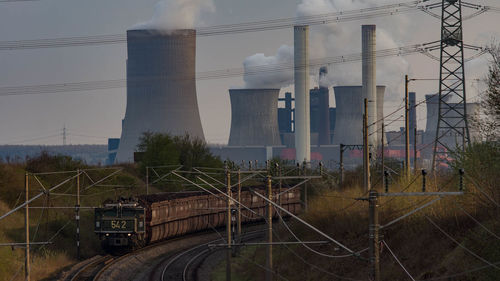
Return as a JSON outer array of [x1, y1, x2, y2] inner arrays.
[[131, 0, 215, 30], [243, 45, 294, 89]]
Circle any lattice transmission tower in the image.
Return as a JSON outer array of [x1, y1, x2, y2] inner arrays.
[[432, 0, 471, 170]]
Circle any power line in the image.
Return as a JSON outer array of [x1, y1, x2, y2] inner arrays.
[[274, 205, 364, 259], [271, 228, 365, 281], [0, 43, 451, 97], [419, 260, 500, 280], [0, 1, 427, 50], [453, 202, 500, 240], [382, 240, 416, 281], [425, 216, 500, 271]]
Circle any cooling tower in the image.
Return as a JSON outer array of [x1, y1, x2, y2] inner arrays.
[[115, 29, 205, 163], [423, 94, 442, 146], [333, 86, 386, 146], [294, 25, 311, 163], [424, 93, 480, 148], [227, 89, 282, 146], [362, 25, 378, 146]]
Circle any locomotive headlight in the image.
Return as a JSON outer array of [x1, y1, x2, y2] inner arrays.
[[127, 233, 131, 237], [105, 233, 109, 237]]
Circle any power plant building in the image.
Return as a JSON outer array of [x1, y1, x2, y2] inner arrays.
[[423, 93, 480, 152], [332, 86, 385, 146], [115, 29, 205, 163], [227, 89, 282, 146]]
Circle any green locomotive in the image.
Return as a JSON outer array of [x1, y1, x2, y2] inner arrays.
[[94, 198, 146, 248]]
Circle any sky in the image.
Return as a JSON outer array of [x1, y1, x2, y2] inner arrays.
[[0, 0, 498, 145]]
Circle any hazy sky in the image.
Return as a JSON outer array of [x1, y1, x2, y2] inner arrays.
[[0, 0, 498, 145]]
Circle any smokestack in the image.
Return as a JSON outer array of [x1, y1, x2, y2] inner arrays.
[[311, 67, 330, 145], [228, 89, 282, 146], [115, 29, 205, 163], [377, 85, 387, 145], [294, 25, 310, 164], [362, 25, 377, 146], [409, 92, 416, 145]]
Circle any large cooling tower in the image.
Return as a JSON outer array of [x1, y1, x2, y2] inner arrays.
[[333, 86, 386, 146], [294, 25, 311, 163], [424, 93, 480, 148], [115, 29, 205, 163], [228, 89, 282, 146], [362, 25, 378, 146]]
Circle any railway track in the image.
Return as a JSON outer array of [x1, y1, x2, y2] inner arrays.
[[66, 255, 113, 281], [64, 225, 266, 281], [153, 229, 264, 281]]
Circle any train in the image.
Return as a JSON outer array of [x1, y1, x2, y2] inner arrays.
[[94, 186, 302, 248]]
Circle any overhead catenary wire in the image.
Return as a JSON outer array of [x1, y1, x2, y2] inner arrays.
[[274, 205, 366, 259], [271, 226, 365, 281], [453, 201, 500, 240], [418, 260, 500, 280], [425, 216, 500, 271], [382, 240, 416, 281]]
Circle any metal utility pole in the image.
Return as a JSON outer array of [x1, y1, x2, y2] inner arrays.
[[339, 144, 345, 186], [146, 167, 149, 195], [25, 172, 30, 281], [381, 123, 385, 189], [277, 163, 282, 217], [363, 99, 371, 191], [226, 170, 232, 281], [405, 75, 410, 178], [76, 169, 80, 260], [303, 162, 308, 212], [63, 125, 67, 146], [414, 127, 418, 171], [368, 189, 380, 281], [237, 169, 241, 244], [266, 175, 273, 281], [432, 0, 470, 171]]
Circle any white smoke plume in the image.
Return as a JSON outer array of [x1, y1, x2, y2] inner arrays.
[[243, 45, 295, 89], [131, 0, 215, 31], [242, 0, 411, 97], [296, 0, 411, 101]]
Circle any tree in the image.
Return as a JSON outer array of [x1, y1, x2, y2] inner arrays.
[[473, 43, 500, 141], [172, 134, 223, 171], [137, 132, 222, 173], [136, 132, 180, 173]]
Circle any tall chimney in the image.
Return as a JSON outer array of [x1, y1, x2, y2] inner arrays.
[[294, 25, 310, 164], [362, 25, 377, 147]]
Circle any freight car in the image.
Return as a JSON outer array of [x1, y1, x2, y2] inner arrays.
[[94, 186, 301, 248]]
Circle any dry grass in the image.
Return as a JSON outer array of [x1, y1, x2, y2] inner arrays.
[[213, 171, 500, 281], [0, 162, 146, 281]]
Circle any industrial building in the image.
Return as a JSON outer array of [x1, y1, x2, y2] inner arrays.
[[421, 93, 479, 159], [332, 86, 386, 146], [227, 88, 282, 146], [115, 29, 205, 163]]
